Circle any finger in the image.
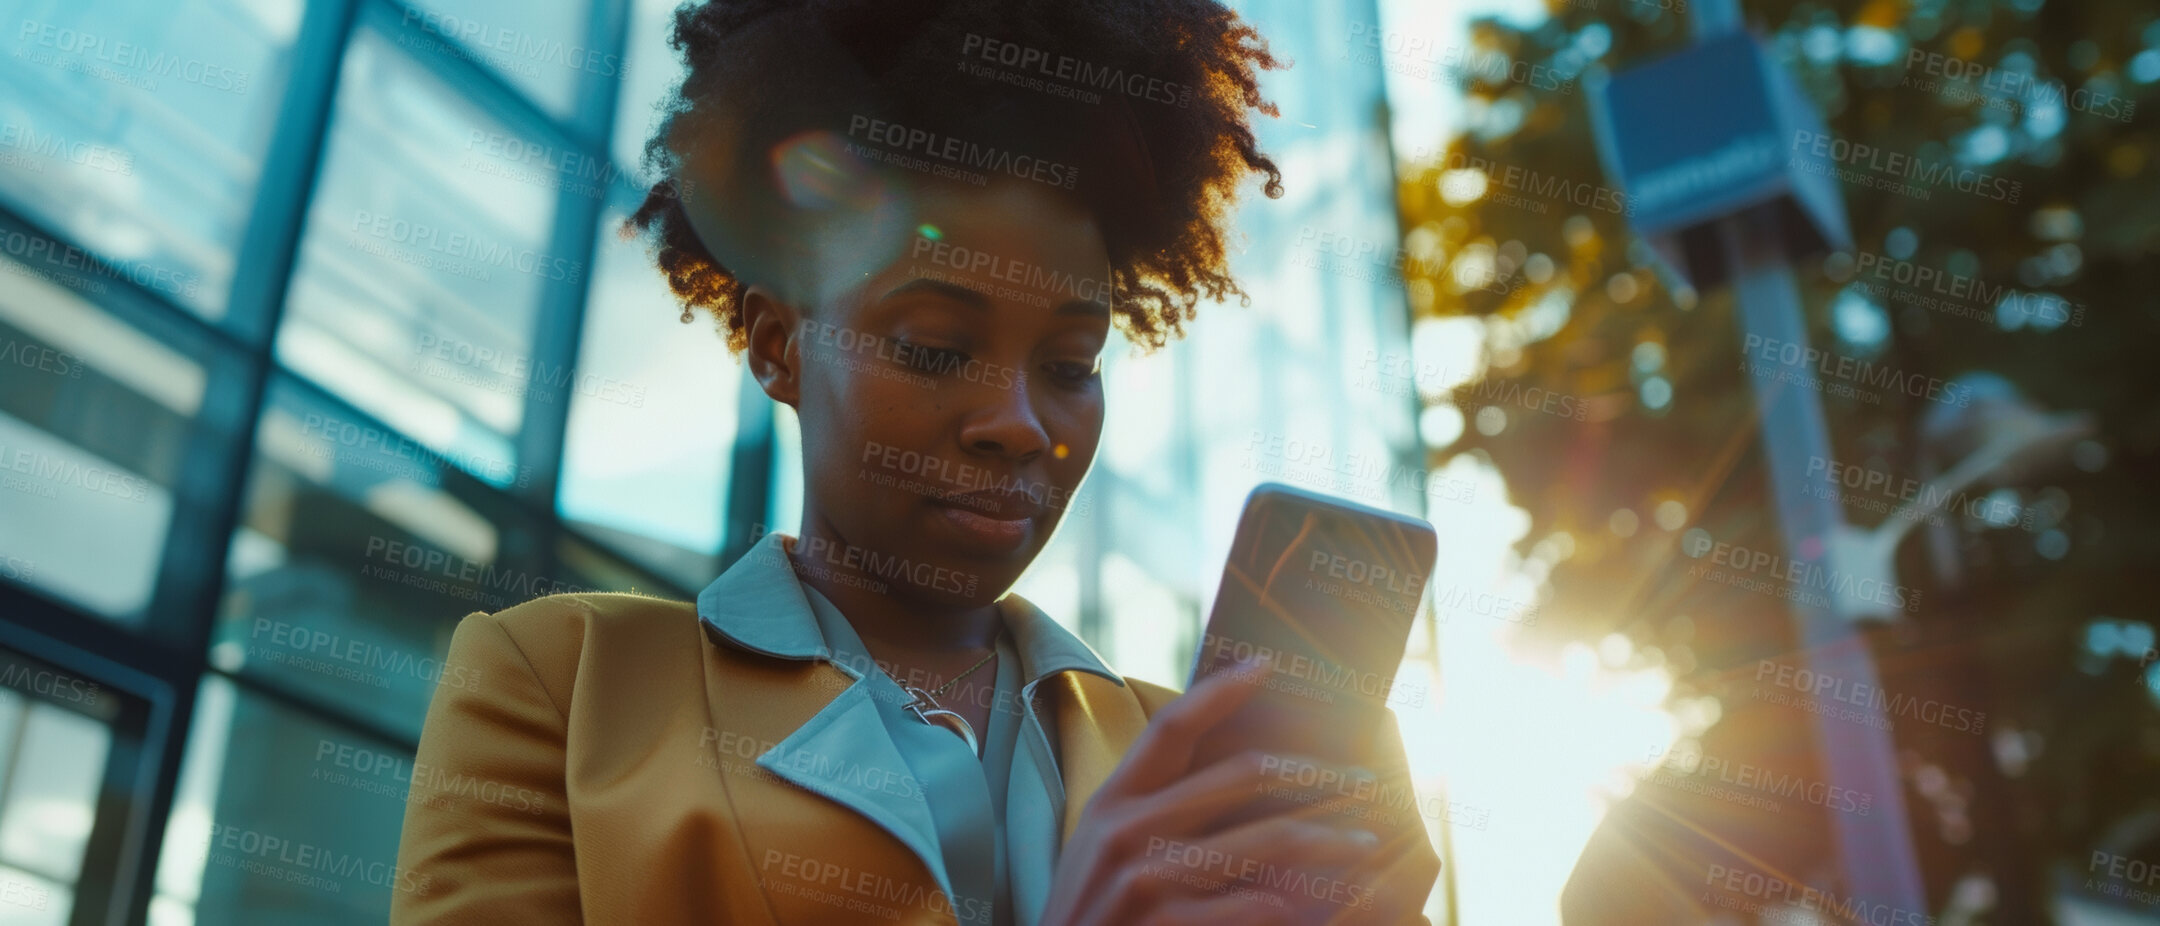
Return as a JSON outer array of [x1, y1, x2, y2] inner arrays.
[[1105, 655, 1277, 796], [1147, 835, 1375, 926], [1327, 824, 1442, 926], [1196, 811, 1386, 876], [1132, 748, 1382, 839], [1234, 752, 1420, 835]]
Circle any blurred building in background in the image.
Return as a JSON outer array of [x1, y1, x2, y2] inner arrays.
[[0, 0, 1433, 922], [5, 0, 2156, 923]]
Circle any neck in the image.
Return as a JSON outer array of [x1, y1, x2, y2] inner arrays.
[[785, 517, 1002, 661]]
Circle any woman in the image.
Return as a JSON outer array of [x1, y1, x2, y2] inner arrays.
[[390, 1, 1441, 923]]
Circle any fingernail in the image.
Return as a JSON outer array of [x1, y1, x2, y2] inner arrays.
[[1349, 829, 1380, 848]]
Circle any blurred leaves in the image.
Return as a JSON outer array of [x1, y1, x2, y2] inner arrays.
[[1392, 0, 2160, 921]]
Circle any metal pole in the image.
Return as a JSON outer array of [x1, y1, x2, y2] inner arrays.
[[1693, 0, 1930, 904]]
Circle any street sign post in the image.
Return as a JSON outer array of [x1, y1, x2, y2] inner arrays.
[[1588, 0, 1928, 916]]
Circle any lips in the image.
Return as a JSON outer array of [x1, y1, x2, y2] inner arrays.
[[927, 488, 1045, 554], [935, 487, 1047, 521]]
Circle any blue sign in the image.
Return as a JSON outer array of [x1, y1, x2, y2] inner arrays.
[[1588, 31, 1850, 286]]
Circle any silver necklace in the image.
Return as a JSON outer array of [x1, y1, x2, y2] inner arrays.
[[896, 639, 999, 756]]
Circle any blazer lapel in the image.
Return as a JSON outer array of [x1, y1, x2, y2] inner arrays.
[[698, 645, 966, 925], [1048, 671, 1152, 845], [694, 535, 958, 924]]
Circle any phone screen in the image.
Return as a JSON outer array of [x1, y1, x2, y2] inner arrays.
[[1187, 483, 1438, 768]]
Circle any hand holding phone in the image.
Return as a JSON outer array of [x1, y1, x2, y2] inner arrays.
[[1186, 483, 1438, 771]]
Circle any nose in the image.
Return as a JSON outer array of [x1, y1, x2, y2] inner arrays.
[[957, 374, 1050, 462]]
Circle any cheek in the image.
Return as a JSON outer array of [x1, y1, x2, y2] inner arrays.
[[1046, 396, 1107, 475]]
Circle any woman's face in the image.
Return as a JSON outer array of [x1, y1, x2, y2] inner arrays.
[[747, 179, 1114, 606]]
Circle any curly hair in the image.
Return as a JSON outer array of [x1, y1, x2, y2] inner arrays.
[[625, 0, 1284, 354]]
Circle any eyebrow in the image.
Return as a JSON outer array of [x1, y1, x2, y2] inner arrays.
[[879, 277, 1110, 319]]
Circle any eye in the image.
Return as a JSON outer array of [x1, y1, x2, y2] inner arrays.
[[1044, 359, 1099, 386]]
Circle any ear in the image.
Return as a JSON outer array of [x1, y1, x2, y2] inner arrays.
[[741, 285, 804, 408]]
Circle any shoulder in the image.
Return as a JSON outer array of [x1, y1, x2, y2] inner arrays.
[[451, 592, 700, 708], [478, 590, 696, 649]]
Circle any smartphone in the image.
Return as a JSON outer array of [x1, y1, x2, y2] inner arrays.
[[1186, 483, 1438, 770]]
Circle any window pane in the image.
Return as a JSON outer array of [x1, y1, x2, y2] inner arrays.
[[0, 253, 208, 625], [0, 647, 124, 926], [0, 0, 304, 321], [153, 675, 418, 925], [400, 0, 603, 120], [277, 24, 581, 489], [0, 703, 109, 885], [609, 0, 688, 176], [210, 376, 548, 741], [557, 201, 733, 588]]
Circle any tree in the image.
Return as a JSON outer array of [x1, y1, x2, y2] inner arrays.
[[1394, 0, 2160, 921]]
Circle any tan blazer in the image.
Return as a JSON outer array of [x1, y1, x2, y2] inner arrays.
[[389, 576, 1175, 925]]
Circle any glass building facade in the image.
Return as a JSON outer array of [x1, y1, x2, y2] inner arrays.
[[0, 0, 1438, 921]]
